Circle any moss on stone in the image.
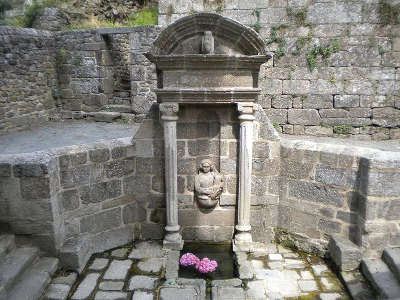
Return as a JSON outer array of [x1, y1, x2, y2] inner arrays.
[[379, 0, 400, 25]]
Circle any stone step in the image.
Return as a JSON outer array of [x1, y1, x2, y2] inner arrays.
[[6, 257, 59, 300], [0, 247, 39, 293], [383, 248, 400, 283], [0, 235, 15, 259], [102, 105, 132, 113], [93, 112, 121, 123], [361, 258, 400, 299]]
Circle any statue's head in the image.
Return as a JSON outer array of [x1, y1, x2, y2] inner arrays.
[[199, 159, 214, 174]]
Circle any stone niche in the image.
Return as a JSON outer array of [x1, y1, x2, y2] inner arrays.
[[145, 13, 278, 250]]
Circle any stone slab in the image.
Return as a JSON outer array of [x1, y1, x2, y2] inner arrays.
[[132, 290, 154, 300], [128, 275, 159, 290], [103, 260, 132, 280], [94, 291, 128, 300], [129, 241, 163, 259], [90, 258, 109, 271], [137, 258, 164, 273], [71, 273, 100, 300]]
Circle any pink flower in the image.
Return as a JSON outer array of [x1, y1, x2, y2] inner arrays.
[[180, 253, 200, 267], [196, 258, 218, 273]]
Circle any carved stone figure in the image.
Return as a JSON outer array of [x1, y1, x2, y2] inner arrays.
[[194, 159, 224, 209], [201, 31, 215, 54]]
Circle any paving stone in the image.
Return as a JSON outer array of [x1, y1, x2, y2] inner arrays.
[[312, 264, 329, 276], [94, 291, 128, 299], [284, 259, 306, 269], [298, 280, 318, 292], [137, 258, 164, 273], [211, 278, 242, 287], [300, 270, 314, 280], [159, 287, 198, 300], [211, 286, 245, 300], [283, 253, 299, 258], [268, 261, 283, 270], [52, 273, 77, 286], [320, 277, 341, 292], [268, 254, 283, 261], [263, 269, 300, 298], [128, 275, 159, 290], [111, 248, 129, 258], [246, 280, 266, 299], [103, 260, 132, 280], [99, 281, 124, 291], [89, 258, 109, 270], [129, 241, 163, 259], [319, 293, 342, 300], [71, 273, 100, 300], [44, 283, 70, 300], [277, 245, 292, 254], [132, 290, 154, 300]]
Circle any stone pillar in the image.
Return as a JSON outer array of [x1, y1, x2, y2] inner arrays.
[[235, 102, 257, 244], [159, 103, 183, 250]]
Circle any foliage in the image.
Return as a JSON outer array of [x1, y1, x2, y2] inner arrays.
[[0, 0, 25, 18], [333, 125, 352, 134], [379, 0, 400, 25], [252, 8, 261, 33], [287, 7, 308, 26], [292, 32, 312, 56], [272, 122, 280, 129], [56, 48, 67, 69], [265, 24, 288, 59], [306, 39, 340, 71], [126, 6, 158, 26]]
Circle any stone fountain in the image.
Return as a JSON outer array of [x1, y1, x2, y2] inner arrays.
[[145, 13, 272, 250]]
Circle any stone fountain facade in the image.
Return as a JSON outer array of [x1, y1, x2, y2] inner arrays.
[[145, 13, 275, 249]]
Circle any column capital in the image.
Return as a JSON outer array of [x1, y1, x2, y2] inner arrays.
[[160, 102, 179, 121], [236, 102, 257, 121]]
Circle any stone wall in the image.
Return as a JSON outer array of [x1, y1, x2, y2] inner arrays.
[[0, 27, 58, 134], [159, 0, 400, 140], [278, 137, 400, 257]]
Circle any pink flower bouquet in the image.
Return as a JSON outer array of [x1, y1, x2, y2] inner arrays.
[[180, 253, 218, 274]]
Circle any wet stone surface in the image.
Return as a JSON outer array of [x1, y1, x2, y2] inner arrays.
[[56, 241, 350, 300]]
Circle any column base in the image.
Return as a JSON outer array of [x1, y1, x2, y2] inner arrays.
[[163, 232, 183, 250], [234, 231, 252, 243]]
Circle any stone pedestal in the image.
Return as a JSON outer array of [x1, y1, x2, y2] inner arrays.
[[160, 103, 183, 250], [235, 103, 257, 244]]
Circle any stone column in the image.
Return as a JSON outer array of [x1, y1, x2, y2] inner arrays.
[[159, 103, 183, 250], [235, 102, 257, 244]]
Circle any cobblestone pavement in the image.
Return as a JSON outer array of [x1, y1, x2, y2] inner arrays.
[[49, 241, 350, 300]]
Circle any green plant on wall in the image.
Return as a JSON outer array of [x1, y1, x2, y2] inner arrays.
[[127, 6, 158, 26], [333, 125, 352, 135], [379, 0, 400, 25], [287, 7, 309, 26], [306, 39, 340, 71], [265, 24, 288, 59], [252, 8, 261, 33]]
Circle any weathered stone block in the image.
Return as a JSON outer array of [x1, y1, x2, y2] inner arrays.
[[362, 172, 400, 197], [307, 2, 362, 24], [123, 175, 151, 195], [318, 219, 341, 234], [0, 163, 11, 177], [177, 158, 196, 175], [302, 95, 333, 109], [315, 165, 358, 188], [80, 207, 121, 234], [372, 107, 400, 127], [289, 180, 344, 208], [179, 209, 235, 226], [122, 203, 146, 225], [329, 236, 361, 271], [304, 126, 333, 136], [13, 163, 48, 177], [80, 180, 122, 204], [20, 177, 51, 200], [61, 166, 90, 189], [140, 223, 163, 239], [264, 109, 287, 124], [282, 80, 310, 95], [288, 109, 321, 125], [280, 160, 313, 179], [334, 95, 359, 108], [104, 159, 134, 178], [61, 189, 80, 211], [89, 148, 110, 163]]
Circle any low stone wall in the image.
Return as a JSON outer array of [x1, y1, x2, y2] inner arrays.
[[0, 27, 58, 134], [278, 137, 400, 258]]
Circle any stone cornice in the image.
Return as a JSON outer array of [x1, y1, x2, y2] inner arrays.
[[155, 88, 261, 104], [145, 54, 272, 71]]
